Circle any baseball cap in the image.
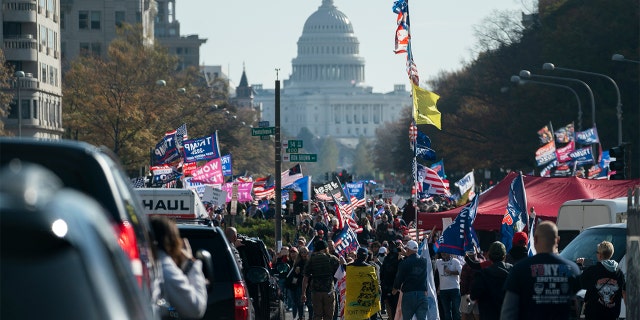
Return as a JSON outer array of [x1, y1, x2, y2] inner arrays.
[[513, 232, 528, 246], [488, 241, 507, 261], [378, 247, 388, 255], [405, 240, 419, 251]]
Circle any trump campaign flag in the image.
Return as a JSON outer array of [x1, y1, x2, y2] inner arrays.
[[500, 172, 528, 252], [182, 132, 221, 163], [435, 194, 480, 255]]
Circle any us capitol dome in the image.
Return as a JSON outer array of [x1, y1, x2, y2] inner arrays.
[[285, 0, 367, 94], [252, 0, 411, 146]]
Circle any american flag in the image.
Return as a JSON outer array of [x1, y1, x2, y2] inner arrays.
[[332, 194, 363, 233], [409, 120, 417, 150], [406, 55, 420, 86], [175, 123, 188, 149], [130, 176, 146, 188], [424, 166, 450, 196], [281, 164, 303, 187], [253, 176, 275, 200]]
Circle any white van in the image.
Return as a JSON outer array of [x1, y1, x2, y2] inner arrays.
[[135, 188, 208, 219], [557, 198, 628, 249]]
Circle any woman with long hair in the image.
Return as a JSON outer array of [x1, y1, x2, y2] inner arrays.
[[151, 216, 207, 319], [288, 246, 312, 320]]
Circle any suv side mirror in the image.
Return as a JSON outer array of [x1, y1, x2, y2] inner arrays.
[[274, 262, 290, 275], [195, 249, 214, 287], [245, 266, 270, 284]]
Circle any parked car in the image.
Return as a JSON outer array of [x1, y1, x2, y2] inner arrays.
[[236, 235, 290, 320], [559, 223, 627, 319], [177, 222, 254, 320], [0, 163, 156, 319], [0, 138, 162, 313]]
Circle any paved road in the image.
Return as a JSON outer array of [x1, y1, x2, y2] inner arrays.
[[283, 307, 389, 320]]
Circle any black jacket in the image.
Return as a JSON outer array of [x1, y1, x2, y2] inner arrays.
[[470, 261, 513, 320]]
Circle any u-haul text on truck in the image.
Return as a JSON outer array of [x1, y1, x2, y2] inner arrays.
[[135, 188, 208, 219]]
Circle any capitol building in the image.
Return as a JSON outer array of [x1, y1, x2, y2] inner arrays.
[[250, 0, 412, 148]]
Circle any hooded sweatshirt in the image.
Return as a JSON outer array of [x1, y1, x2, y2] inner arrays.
[[579, 259, 626, 320]]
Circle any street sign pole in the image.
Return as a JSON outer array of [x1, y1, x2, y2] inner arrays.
[[275, 76, 282, 252]]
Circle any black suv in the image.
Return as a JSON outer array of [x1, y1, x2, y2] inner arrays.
[[236, 235, 289, 320], [0, 164, 156, 319], [177, 223, 253, 320], [0, 138, 161, 313]]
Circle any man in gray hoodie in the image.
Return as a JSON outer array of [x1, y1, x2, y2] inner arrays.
[[577, 241, 626, 320]]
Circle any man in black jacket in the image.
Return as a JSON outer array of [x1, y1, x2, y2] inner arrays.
[[471, 241, 513, 320]]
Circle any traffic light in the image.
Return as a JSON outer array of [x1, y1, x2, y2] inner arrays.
[[608, 145, 626, 180]]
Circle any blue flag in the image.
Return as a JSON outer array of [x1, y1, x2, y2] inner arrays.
[[331, 225, 360, 257], [435, 194, 480, 255], [500, 173, 527, 252], [182, 132, 221, 163]]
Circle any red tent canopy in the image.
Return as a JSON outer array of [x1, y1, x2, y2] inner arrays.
[[418, 172, 639, 231]]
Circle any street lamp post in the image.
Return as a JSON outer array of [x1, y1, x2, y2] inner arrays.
[[511, 75, 583, 131], [14, 71, 25, 137], [612, 53, 640, 64], [519, 70, 596, 128], [542, 63, 623, 145]]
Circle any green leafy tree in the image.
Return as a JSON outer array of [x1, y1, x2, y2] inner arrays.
[[63, 24, 224, 172]]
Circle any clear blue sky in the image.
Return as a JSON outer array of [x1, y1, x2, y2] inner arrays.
[[176, 0, 529, 93]]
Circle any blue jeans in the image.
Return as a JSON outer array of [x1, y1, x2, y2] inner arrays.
[[401, 291, 429, 320], [439, 288, 461, 320]]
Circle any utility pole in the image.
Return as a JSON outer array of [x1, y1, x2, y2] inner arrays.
[[275, 70, 282, 251], [627, 188, 639, 320]]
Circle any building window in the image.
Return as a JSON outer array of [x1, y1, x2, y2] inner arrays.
[[91, 42, 101, 56], [79, 42, 90, 55], [79, 11, 89, 29], [47, 29, 54, 49], [115, 11, 125, 27], [41, 63, 47, 84], [90, 11, 101, 29], [22, 100, 30, 119], [33, 100, 38, 119], [47, 0, 54, 13]]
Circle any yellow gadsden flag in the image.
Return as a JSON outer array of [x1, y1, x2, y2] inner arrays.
[[412, 83, 441, 129], [344, 265, 381, 319]]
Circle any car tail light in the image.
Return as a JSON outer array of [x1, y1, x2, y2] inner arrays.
[[233, 281, 250, 320], [116, 221, 144, 287]]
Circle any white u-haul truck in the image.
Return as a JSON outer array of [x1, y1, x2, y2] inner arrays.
[[135, 188, 208, 219], [556, 197, 628, 250]]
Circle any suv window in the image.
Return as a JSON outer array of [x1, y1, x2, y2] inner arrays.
[[559, 225, 627, 267], [177, 224, 250, 320]]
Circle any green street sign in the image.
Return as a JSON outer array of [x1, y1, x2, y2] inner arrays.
[[251, 127, 275, 136], [289, 153, 317, 162], [285, 147, 299, 153], [288, 140, 303, 148], [260, 135, 270, 140]]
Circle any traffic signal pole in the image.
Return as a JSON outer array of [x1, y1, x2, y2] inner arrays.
[[275, 74, 282, 252]]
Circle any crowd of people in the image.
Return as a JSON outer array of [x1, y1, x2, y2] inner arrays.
[[268, 215, 626, 320], [182, 195, 627, 320]]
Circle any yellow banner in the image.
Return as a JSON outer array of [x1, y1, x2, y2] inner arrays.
[[344, 265, 381, 320]]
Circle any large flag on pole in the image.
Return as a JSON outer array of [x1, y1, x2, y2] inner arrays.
[[500, 172, 528, 252], [435, 194, 480, 255], [412, 83, 441, 129]]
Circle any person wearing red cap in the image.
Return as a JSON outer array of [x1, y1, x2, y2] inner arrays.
[[506, 232, 529, 264]]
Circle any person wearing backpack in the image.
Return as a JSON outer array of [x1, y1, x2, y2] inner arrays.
[[302, 240, 340, 320], [470, 242, 512, 320]]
